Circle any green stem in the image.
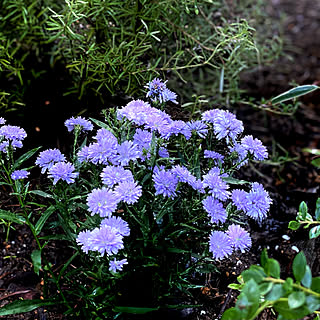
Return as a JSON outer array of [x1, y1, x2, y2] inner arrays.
[[264, 277, 320, 298], [247, 300, 273, 320]]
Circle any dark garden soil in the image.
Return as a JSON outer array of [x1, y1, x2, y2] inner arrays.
[[1, 0, 320, 319]]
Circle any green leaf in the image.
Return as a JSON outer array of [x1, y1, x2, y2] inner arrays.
[[299, 201, 308, 220], [305, 295, 320, 312], [242, 279, 260, 304], [35, 206, 55, 235], [241, 266, 265, 284], [222, 307, 244, 320], [265, 258, 281, 279], [315, 198, 320, 220], [311, 277, 320, 293], [288, 292, 305, 309], [283, 277, 294, 293], [259, 282, 273, 295], [288, 221, 301, 231], [31, 250, 41, 275], [0, 299, 60, 315], [302, 266, 312, 288], [221, 177, 249, 185], [29, 190, 53, 199], [12, 146, 41, 170], [302, 148, 320, 156], [311, 158, 320, 168], [0, 209, 26, 224], [112, 306, 159, 314], [271, 85, 319, 104], [265, 284, 284, 301], [309, 225, 320, 239], [292, 252, 307, 283], [274, 300, 310, 320]]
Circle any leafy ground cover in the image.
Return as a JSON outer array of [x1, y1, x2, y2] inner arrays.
[[0, 0, 320, 319]]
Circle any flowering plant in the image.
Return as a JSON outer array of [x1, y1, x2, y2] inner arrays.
[[0, 79, 271, 317]]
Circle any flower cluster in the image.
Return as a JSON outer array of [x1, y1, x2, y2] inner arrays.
[[0, 123, 27, 152], [64, 116, 93, 133], [145, 78, 178, 104]]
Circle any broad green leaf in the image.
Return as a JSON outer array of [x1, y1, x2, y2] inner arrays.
[[265, 258, 280, 279], [315, 198, 320, 220], [311, 277, 320, 293], [309, 225, 320, 239], [265, 284, 284, 301], [302, 266, 312, 288], [30, 190, 53, 199], [271, 85, 319, 105], [292, 252, 307, 283], [259, 282, 273, 295], [12, 146, 41, 170], [35, 206, 55, 235], [305, 295, 320, 312], [288, 292, 305, 309], [113, 306, 159, 314], [31, 249, 41, 275], [241, 266, 265, 284], [222, 307, 244, 320], [274, 300, 310, 320], [0, 209, 25, 224], [288, 221, 300, 231], [0, 299, 60, 315], [242, 279, 260, 304], [299, 201, 308, 220]]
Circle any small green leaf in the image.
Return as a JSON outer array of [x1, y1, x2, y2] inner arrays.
[[265, 258, 281, 279], [35, 206, 55, 235], [222, 177, 249, 185], [288, 220, 301, 231], [274, 300, 310, 320], [309, 225, 320, 239], [12, 146, 41, 170], [302, 148, 320, 156], [228, 283, 242, 290], [292, 252, 307, 283], [30, 190, 53, 199], [311, 158, 320, 168], [222, 307, 244, 320], [299, 201, 308, 219], [241, 266, 265, 284], [259, 282, 273, 295], [283, 277, 294, 293], [31, 249, 41, 275], [288, 292, 305, 309], [315, 198, 320, 220], [271, 85, 319, 105], [305, 295, 320, 312]]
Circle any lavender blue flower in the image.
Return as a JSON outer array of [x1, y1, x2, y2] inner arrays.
[[213, 110, 243, 143], [170, 165, 194, 184], [241, 135, 268, 161], [94, 128, 118, 143], [133, 129, 152, 152], [229, 142, 249, 168], [153, 169, 178, 198], [144, 111, 171, 134], [114, 181, 142, 204], [64, 116, 93, 132], [109, 258, 128, 273], [89, 225, 124, 256], [231, 183, 271, 221], [162, 120, 192, 140], [202, 196, 227, 224], [0, 141, 9, 152], [77, 146, 90, 163], [101, 216, 130, 236], [48, 162, 79, 185], [209, 231, 233, 260], [189, 178, 205, 193], [11, 170, 29, 180], [227, 224, 252, 251], [101, 166, 134, 187], [145, 78, 178, 104], [87, 188, 119, 217], [201, 109, 220, 123], [203, 168, 230, 201], [87, 137, 118, 165], [0, 125, 27, 142], [204, 150, 224, 164], [76, 230, 92, 254], [187, 120, 208, 138], [36, 149, 66, 173], [117, 100, 152, 125], [0, 118, 5, 125], [158, 147, 170, 159], [114, 141, 141, 166]]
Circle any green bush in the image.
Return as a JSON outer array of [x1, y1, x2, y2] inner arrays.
[[0, 0, 282, 111]]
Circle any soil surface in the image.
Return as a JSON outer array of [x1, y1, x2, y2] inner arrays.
[[1, 0, 320, 319]]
